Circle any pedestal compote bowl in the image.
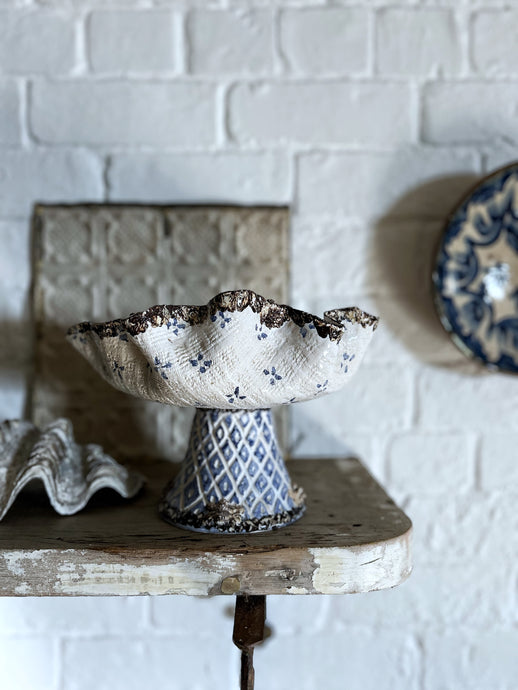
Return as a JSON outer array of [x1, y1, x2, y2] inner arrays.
[[67, 290, 378, 533]]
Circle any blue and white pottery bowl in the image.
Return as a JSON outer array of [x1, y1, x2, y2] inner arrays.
[[68, 290, 379, 533], [67, 290, 378, 409], [433, 163, 518, 373]]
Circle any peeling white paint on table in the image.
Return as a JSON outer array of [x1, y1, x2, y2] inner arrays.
[[0, 458, 412, 597]]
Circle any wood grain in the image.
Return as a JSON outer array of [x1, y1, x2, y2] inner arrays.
[[0, 458, 412, 596]]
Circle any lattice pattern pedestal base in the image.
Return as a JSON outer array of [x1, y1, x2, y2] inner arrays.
[[159, 409, 305, 533]]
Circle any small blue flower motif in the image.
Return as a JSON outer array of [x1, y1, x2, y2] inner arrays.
[[264, 366, 282, 385], [211, 310, 231, 328], [112, 361, 125, 380], [166, 318, 186, 336], [190, 353, 212, 373], [255, 324, 268, 340], [119, 333, 129, 342], [300, 323, 316, 338], [150, 355, 172, 380], [315, 379, 329, 394], [226, 387, 246, 404]]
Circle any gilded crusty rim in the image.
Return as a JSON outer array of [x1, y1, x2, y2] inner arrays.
[[67, 290, 379, 344]]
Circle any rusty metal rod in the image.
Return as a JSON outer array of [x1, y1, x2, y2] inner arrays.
[[233, 594, 266, 690]]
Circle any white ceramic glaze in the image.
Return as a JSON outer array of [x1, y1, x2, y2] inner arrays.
[[67, 290, 378, 410]]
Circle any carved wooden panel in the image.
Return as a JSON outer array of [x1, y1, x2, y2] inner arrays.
[[30, 204, 289, 461]]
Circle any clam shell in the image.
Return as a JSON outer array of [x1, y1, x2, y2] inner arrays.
[[0, 418, 144, 519]]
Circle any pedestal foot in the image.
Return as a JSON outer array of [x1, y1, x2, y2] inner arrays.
[[159, 409, 305, 533]]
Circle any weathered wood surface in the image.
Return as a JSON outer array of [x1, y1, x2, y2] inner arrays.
[[0, 458, 412, 597]]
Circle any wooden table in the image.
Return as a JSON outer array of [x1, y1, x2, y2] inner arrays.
[[0, 458, 412, 687]]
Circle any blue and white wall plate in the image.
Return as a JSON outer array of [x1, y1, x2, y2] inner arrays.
[[433, 163, 518, 373]]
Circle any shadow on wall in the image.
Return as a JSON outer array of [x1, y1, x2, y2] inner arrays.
[[369, 173, 484, 368]]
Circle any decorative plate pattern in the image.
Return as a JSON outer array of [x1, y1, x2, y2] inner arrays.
[[433, 163, 518, 372]]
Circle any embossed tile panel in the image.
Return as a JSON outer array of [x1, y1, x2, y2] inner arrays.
[[31, 205, 289, 460]]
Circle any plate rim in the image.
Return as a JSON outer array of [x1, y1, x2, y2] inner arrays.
[[432, 160, 518, 374]]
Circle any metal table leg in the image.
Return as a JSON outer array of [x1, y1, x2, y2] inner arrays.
[[232, 594, 266, 690]]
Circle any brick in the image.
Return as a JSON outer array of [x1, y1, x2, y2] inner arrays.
[[229, 82, 412, 146], [423, 82, 518, 144], [0, 637, 56, 690], [63, 636, 232, 690], [291, 218, 372, 295], [478, 492, 518, 564], [291, 216, 442, 297], [485, 146, 518, 172], [289, 421, 385, 482], [418, 364, 518, 431], [88, 11, 176, 74], [188, 9, 273, 74], [333, 562, 513, 629], [228, 0, 327, 5], [292, 364, 413, 435], [108, 152, 291, 203], [31, 81, 216, 146], [0, 150, 103, 215], [0, 373, 26, 418], [388, 433, 472, 494], [0, 81, 20, 144], [255, 630, 419, 690], [472, 10, 518, 76], [0, 219, 30, 289], [0, 220, 31, 364], [151, 595, 232, 636], [266, 593, 329, 635], [425, 631, 518, 690], [405, 493, 498, 566], [376, 9, 460, 76], [297, 149, 479, 217], [0, 10, 75, 74], [0, 597, 146, 634], [280, 8, 368, 75], [480, 433, 518, 489], [360, 293, 467, 367]]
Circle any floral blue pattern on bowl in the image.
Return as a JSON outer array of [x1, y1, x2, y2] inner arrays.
[[68, 290, 379, 533], [433, 163, 518, 372], [67, 290, 378, 410]]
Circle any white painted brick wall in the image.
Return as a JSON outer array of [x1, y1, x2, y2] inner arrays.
[[31, 81, 217, 146], [229, 82, 413, 146], [376, 9, 461, 77], [108, 152, 292, 203], [471, 10, 518, 77], [280, 8, 369, 75], [188, 9, 274, 74], [88, 10, 178, 74], [0, 81, 21, 144], [0, 10, 76, 74], [1, 2, 517, 689]]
